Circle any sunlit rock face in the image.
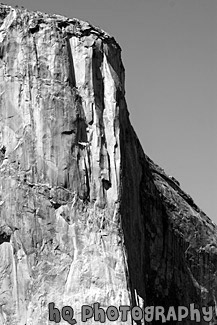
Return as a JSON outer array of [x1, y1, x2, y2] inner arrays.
[[0, 4, 216, 325]]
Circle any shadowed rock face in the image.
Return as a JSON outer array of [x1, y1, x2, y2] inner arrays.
[[0, 4, 216, 325]]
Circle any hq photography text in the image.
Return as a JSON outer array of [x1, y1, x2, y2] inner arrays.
[[48, 302, 215, 324]]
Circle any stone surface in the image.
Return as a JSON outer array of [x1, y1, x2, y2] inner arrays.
[[0, 4, 216, 325]]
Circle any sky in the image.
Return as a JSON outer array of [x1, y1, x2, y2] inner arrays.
[[4, 0, 217, 223]]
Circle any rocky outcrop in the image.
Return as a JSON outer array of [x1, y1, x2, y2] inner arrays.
[[0, 4, 216, 324]]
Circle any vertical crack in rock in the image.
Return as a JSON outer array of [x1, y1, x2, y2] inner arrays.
[[0, 4, 216, 325]]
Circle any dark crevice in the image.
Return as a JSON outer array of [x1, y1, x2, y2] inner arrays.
[[92, 42, 104, 114], [61, 130, 75, 135], [0, 145, 6, 163], [0, 6, 11, 28], [57, 21, 69, 29], [29, 24, 40, 34], [102, 179, 111, 191], [0, 44, 4, 59], [0, 232, 10, 245], [76, 118, 88, 143], [84, 160, 90, 201], [50, 201, 62, 209], [66, 37, 76, 88], [0, 145, 6, 154], [107, 152, 111, 183]]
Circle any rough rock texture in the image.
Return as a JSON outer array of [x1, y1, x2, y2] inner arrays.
[[0, 4, 216, 325]]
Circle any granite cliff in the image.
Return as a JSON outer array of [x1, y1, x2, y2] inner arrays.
[[0, 4, 216, 324]]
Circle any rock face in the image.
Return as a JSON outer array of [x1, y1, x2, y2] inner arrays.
[[0, 4, 216, 325]]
